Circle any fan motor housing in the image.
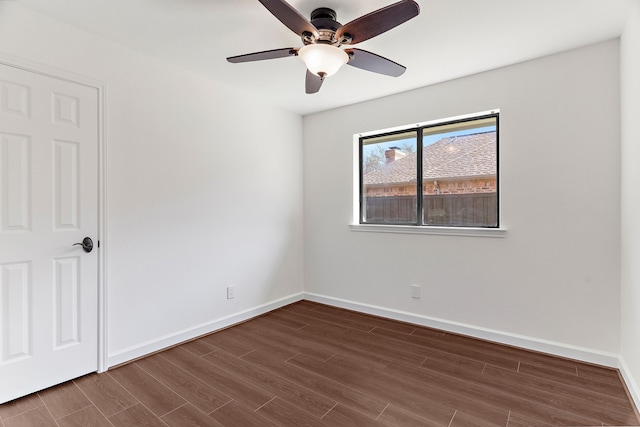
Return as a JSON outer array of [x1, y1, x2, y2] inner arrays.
[[309, 7, 341, 43], [311, 7, 337, 22]]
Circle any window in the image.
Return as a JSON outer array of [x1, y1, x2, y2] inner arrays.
[[359, 111, 499, 228]]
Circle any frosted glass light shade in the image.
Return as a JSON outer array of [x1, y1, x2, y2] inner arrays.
[[298, 44, 349, 77]]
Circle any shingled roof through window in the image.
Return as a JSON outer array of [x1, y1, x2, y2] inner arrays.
[[364, 131, 497, 185]]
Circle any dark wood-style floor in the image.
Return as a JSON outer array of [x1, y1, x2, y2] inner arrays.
[[1, 300, 638, 427]]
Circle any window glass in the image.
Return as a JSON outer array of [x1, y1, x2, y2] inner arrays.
[[361, 131, 417, 224], [422, 117, 497, 227], [359, 113, 498, 228]]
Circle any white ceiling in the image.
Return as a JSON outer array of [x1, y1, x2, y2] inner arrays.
[[11, 0, 632, 115]]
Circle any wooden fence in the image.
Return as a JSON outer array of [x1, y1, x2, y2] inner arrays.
[[364, 193, 497, 227]]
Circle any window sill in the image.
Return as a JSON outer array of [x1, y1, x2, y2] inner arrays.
[[348, 224, 507, 238]]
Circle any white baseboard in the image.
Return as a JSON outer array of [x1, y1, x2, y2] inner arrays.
[[107, 292, 304, 367], [303, 292, 621, 368], [619, 356, 640, 413]]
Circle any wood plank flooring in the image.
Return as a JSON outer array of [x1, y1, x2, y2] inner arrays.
[[1, 300, 639, 426]]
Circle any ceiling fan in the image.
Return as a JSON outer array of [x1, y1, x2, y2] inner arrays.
[[226, 0, 420, 94]]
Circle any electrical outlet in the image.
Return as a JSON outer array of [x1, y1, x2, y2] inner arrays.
[[411, 284, 421, 299], [226, 286, 235, 299]]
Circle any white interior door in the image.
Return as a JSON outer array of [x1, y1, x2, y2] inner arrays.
[[0, 62, 99, 403]]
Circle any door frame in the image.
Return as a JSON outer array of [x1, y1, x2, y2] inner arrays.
[[0, 52, 108, 373]]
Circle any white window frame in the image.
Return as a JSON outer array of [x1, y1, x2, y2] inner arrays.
[[350, 109, 507, 237]]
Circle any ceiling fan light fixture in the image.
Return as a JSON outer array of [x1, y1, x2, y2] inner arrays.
[[227, 0, 420, 93], [298, 44, 349, 77]]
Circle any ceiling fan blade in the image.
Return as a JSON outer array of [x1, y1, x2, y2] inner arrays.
[[227, 47, 297, 63], [336, 0, 419, 45], [259, 0, 319, 38], [345, 48, 406, 77], [305, 70, 324, 94]]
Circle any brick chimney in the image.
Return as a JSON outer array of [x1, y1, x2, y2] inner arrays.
[[385, 147, 407, 163]]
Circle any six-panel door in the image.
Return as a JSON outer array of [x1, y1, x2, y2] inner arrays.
[[0, 63, 99, 403]]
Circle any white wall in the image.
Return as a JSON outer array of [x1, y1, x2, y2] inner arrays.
[[621, 1, 640, 404], [0, 2, 304, 365], [304, 41, 621, 357]]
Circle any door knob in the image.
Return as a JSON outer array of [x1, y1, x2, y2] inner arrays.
[[72, 237, 93, 253]]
